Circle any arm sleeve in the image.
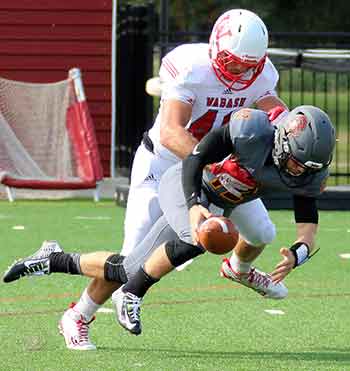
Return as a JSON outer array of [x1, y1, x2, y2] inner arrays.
[[293, 195, 319, 224], [182, 125, 234, 209]]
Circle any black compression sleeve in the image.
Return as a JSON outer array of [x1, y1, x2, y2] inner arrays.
[[293, 195, 318, 224], [182, 125, 234, 209]]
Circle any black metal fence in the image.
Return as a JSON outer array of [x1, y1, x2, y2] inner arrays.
[[157, 31, 350, 60], [269, 50, 350, 186], [115, 4, 350, 185], [115, 3, 155, 175]]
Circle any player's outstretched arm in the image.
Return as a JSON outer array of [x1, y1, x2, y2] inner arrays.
[[271, 222, 318, 284]]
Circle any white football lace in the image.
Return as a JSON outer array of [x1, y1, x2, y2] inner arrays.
[[126, 294, 142, 322], [247, 268, 271, 289], [76, 319, 91, 343], [32, 242, 59, 259]]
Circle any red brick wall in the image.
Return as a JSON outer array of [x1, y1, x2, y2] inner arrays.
[[0, 0, 112, 175]]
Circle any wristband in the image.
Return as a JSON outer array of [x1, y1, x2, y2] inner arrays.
[[289, 242, 310, 268]]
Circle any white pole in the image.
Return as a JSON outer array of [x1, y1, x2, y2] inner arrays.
[[110, 0, 117, 178], [93, 182, 101, 202], [69, 68, 86, 102], [5, 186, 14, 202]]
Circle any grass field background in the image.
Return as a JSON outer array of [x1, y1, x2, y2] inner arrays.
[[1, 200, 350, 371]]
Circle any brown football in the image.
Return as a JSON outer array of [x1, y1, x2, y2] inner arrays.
[[197, 216, 239, 255]]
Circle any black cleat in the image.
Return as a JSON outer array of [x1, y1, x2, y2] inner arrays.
[[112, 286, 142, 335], [3, 240, 62, 283]]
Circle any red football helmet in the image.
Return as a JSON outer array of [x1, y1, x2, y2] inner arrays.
[[209, 9, 268, 90]]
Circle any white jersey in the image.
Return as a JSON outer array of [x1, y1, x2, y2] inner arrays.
[[148, 43, 279, 163]]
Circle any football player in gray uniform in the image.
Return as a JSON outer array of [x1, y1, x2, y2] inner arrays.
[[3, 105, 335, 338], [111, 105, 335, 334]]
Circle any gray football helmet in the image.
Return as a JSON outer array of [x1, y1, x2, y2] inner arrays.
[[272, 105, 336, 177]]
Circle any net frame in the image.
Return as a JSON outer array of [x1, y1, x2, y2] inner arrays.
[[0, 68, 103, 201]]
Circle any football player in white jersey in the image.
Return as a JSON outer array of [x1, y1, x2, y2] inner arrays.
[[66, 8, 288, 350], [122, 9, 288, 258], [4, 9, 289, 350]]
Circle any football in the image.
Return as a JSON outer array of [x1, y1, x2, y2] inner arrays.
[[197, 216, 239, 255]]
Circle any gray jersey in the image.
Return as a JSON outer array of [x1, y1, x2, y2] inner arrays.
[[202, 109, 328, 209]]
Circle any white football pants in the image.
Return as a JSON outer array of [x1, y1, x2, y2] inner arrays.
[[120, 143, 176, 256]]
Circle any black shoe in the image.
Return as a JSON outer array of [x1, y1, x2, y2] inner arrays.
[[3, 240, 62, 283], [112, 286, 142, 335]]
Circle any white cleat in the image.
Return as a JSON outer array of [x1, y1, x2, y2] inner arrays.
[[220, 258, 288, 299], [112, 286, 142, 335], [58, 303, 96, 351]]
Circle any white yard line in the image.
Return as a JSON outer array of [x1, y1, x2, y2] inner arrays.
[[97, 308, 114, 313], [74, 216, 112, 220], [264, 309, 285, 315], [12, 225, 25, 230]]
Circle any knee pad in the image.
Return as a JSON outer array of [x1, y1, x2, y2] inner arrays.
[[104, 254, 128, 284], [165, 238, 205, 267], [262, 221, 276, 245], [245, 220, 276, 246]]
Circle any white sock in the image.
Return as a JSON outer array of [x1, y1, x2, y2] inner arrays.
[[229, 251, 252, 274], [74, 289, 100, 321]]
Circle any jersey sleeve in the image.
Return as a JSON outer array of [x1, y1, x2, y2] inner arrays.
[[182, 125, 234, 208], [293, 195, 318, 224], [254, 58, 279, 102], [159, 46, 196, 105]]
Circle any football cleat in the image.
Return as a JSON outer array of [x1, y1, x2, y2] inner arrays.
[[3, 240, 62, 283], [112, 286, 142, 335], [220, 258, 288, 299], [58, 303, 96, 351]]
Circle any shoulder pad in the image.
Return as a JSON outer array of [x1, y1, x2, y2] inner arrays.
[[159, 44, 210, 85], [229, 109, 274, 142], [256, 57, 279, 90]]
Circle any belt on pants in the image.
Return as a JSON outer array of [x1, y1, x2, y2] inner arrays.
[[142, 131, 154, 154]]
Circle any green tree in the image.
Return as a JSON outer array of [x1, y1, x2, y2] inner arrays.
[[120, 0, 350, 32]]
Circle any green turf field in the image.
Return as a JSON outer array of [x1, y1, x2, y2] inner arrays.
[[1, 200, 350, 371]]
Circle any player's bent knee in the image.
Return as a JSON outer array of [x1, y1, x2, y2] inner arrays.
[[247, 220, 276, 246], [104, 254, 128, 284], [261, 221, 276, 245], [165, 238, 205, 267]]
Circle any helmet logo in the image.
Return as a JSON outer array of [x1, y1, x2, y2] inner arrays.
[[212, 14, 232, 49], [286, 115, 308, 137], [233, 108, 252, 120]]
